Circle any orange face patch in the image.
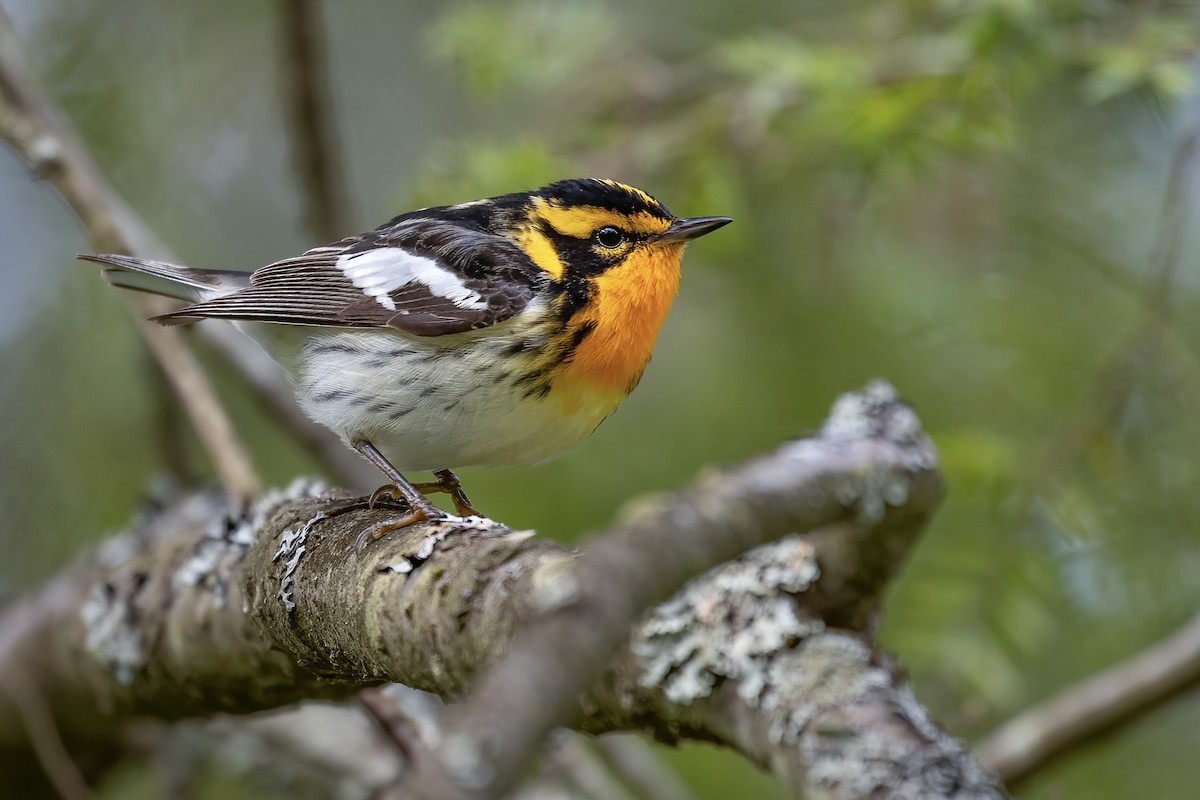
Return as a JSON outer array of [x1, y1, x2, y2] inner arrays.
[[554, 242, 685, 395]]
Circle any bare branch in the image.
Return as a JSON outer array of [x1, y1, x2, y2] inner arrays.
[[975, 610, 1200, 788], [358, 686, 436, 766], [0, 8, 372, 490], [279, 0, 352, 241], [0, 383, 1001, 799], [1034, 122, 1200, 483], [593, 735, 699, 800], [0, 668, 95, 800], [0, 7, 261, 498], [544, 735, 640, 800]]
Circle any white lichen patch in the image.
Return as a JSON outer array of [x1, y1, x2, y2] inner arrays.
[[632, 536, 822, 705], [274, 508, 330, 612], [176, 478, 331, 610], [822, 380, 935, 472], [79, 482, 331, 684], [81, 493, 227, 684], [760, 634, 887, 746], [81, 580, 146, 686], [770, 381, 938, 525], [244, 478, 331, 544], [377, 517, 519, 576]]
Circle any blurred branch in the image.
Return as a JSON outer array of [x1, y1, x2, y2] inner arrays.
[[361, 687, 661, 800], [0, 6, 373, 490], [0, 384, 1001, 800], [0, 6, 261, 499], [543, 735, 639, 800], [979, 122, 1200, 791], [0, 668, 94, 800], [1033, 122, 1200, 482], [358, 685, 436, 766], [279, 0, 352, 241], [975, 611, 1200, 788], [1147, 126, 1198, 312], [593, 735, 700, 800]]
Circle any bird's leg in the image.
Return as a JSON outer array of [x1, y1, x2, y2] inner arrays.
[[413, 469, 482, 517], [352, 439, 446, 547]]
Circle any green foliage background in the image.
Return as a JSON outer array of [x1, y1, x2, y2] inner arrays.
[[2, 0, 1200, 797]]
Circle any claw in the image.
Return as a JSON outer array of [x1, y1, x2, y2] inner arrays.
[[353, 506, 434, 551], [368, 484, 400, 510]]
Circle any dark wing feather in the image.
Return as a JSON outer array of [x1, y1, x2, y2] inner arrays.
[[161, 221, 542, 336]]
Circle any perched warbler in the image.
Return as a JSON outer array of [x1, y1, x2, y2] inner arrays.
[[82, 178, 731, 540]]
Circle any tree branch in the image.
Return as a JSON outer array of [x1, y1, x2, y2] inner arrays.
[[400, 381, 946, 799], [279, 0, 352, 242], [0, 8, 372, 490], [593, 735, 700, 800], [974, 610, 1200, 788], [0, 7, 261, 498], [0, 383, 1002, 799]]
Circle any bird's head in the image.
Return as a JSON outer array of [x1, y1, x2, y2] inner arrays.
[[501, 178, 731, 284]]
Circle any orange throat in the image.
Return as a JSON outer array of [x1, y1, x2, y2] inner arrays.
[[558, 244, 683, 396]]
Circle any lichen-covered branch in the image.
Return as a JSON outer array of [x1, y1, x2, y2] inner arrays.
[[399, 381, 949, 799], [0, 384, 1002, 799]]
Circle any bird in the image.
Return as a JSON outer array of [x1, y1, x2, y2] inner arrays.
[[82, 178, 731, 542]]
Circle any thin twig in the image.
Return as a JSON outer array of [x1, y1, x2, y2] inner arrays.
[[979, 122, 1200, 788], [133, 316, 261, 499], [2, 668, 96, 800], [974, 611, 1200, 788], [547, 734, 639, 800], [594, 735, 700, 800], [358, 687, 429, 766], [0, 7, 261, 500], [1147, 126, 1199, 312], [1031, 121, 1200, 484], [279, 0, 352, 241]]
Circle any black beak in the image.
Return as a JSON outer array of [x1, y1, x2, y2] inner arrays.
[[657, 216, 733, 243]]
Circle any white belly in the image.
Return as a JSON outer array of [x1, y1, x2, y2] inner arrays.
[[270, 325, 617, 472]]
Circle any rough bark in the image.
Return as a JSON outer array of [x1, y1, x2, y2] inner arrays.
[[0, 383, 1004, 799]]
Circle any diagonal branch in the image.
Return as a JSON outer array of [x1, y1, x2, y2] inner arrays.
[[592, 735, 701, 800], [0, 7, 372, 490], [974, 610, 1200, 788], [400, 381, 945, 799], [0, 383, 1003, 799], [0, 7, 260, 498]]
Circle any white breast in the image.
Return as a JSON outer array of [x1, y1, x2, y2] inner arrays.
[[282, 312, 616, 472]]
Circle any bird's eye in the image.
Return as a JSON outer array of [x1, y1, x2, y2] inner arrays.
[[594, 226, 625, 249]]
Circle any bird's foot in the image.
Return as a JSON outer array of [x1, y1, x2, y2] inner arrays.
[[412, 469, 483, 517], [354, 502, 444, 551]]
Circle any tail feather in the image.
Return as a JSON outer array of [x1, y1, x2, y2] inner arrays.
[[78, 254, 251, 305]]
